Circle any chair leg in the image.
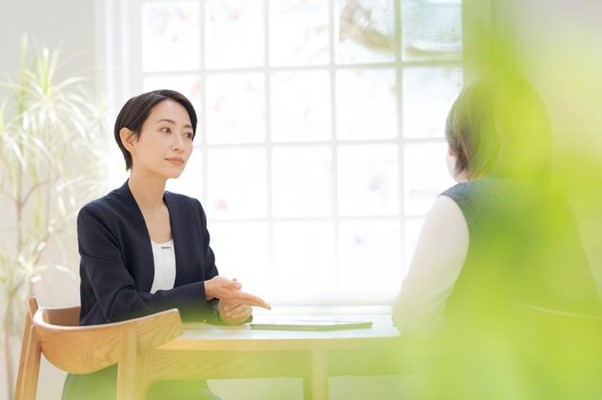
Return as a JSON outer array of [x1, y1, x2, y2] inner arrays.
[[15, 298, 41, 400]]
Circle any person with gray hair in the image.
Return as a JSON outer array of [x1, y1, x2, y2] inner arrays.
[[393, 77, 601, 399]]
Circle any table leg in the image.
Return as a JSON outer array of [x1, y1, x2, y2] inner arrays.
[[304, 350, 328, 400]]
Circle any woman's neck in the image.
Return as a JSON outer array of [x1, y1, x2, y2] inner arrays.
[[127, 171, 167, 212]]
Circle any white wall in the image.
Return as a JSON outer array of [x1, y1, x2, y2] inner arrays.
[[0, 0, 99, 301], [1, 2, 99, 399], [0, 0, 97, 88]]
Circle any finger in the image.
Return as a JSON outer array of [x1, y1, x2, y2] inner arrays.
[[236, 291, 271, 310], [218, 301, 230, 313], [226, 305, 252, 321], [222, 291, 266, 308], [222, 304, 252, 324], [220, 300, 239, 313], [228, 278, 242, 290], [226, 303, 249, 316]]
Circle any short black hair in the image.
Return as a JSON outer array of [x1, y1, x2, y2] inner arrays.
[[114, 89, 198, 170]]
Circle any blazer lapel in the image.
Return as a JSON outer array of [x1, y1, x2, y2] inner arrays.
[[164, 191, 186, 286], [117, 180, 155, 291]]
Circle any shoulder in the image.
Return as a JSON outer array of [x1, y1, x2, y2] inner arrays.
[[78, 183, 134, 222], [79, 190, 115, 218], [164, 191, 206, 220], [440, 179, 506, 215], [416, 194, 469, 254], [424, 195, 467, 234], [440, 180, 486, 203], [442, 178, 530, 200], [164, 190, 202, 209]]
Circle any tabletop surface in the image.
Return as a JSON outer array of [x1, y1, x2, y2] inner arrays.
[[159, 314, 401, 351]]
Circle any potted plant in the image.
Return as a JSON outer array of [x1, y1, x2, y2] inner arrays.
[[0, 37, 108, 399]]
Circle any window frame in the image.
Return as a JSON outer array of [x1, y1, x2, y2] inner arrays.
[[97, 0, 476, 308]]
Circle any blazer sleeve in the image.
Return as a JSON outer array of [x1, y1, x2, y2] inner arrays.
[[77, 201, 217, 324], [196, 198, 219, 283], [188, 198, 221, 323]]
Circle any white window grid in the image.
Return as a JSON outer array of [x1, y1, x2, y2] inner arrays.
[[103, 0, 463, 307]]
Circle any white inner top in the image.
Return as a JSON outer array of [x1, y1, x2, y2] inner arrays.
[[150, 239, 176, 294]]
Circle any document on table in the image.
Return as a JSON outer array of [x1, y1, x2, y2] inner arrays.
[[249, 318, 373, 331]]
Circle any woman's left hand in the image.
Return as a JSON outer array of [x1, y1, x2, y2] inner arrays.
[[218, 299, 253, 325]]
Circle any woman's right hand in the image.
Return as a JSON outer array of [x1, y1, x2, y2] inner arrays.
[[204, 276, 271, 310]]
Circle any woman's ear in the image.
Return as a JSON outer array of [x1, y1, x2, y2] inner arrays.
[[446, 151, 458, 176], [446, 148, 468, 183], [119, 128, 136, 151]]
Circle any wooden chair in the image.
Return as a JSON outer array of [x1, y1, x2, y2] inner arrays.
[[15, 298, 183, 400]]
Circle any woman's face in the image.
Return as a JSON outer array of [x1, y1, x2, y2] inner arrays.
[[127, 99, 194, 179]]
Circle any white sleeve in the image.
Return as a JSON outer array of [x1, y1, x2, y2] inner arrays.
[[392, 195, 469, 335]]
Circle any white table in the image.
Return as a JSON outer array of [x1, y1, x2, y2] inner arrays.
[[136, 314, 402, 399]]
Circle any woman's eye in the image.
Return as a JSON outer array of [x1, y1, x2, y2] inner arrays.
[[185, 132, 194, 140], [160, 127, 171, 134]]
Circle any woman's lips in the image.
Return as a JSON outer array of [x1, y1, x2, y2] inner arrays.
[[166, 157, 185, 165]]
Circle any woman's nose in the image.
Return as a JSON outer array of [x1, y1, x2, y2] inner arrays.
[[172, 135, 184, 151]]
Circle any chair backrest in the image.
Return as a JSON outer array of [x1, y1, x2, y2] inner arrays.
[[513, 302, 602, 341], [15, 297, 183, 400], [34, 305, 183, 374]]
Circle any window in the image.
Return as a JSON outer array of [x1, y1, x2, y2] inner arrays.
[[104, 0, 463, 306]]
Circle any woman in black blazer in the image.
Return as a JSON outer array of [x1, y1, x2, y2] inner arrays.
[[62, 89, 270, 400]]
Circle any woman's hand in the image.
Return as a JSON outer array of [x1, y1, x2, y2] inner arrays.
[[204, 276, 271, 309], [204, 276, 241, 300], [218, 300, 253, 325]]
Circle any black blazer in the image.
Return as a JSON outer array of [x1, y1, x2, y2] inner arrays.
[[77, 181, 219, 325]]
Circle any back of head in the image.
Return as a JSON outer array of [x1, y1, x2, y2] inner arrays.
[[445, 77, 552, 183]]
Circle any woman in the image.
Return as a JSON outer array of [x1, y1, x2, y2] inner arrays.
[[393, 77, 600, 334], [392, 78, 601, 398], [62, 89, 270, 399]]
